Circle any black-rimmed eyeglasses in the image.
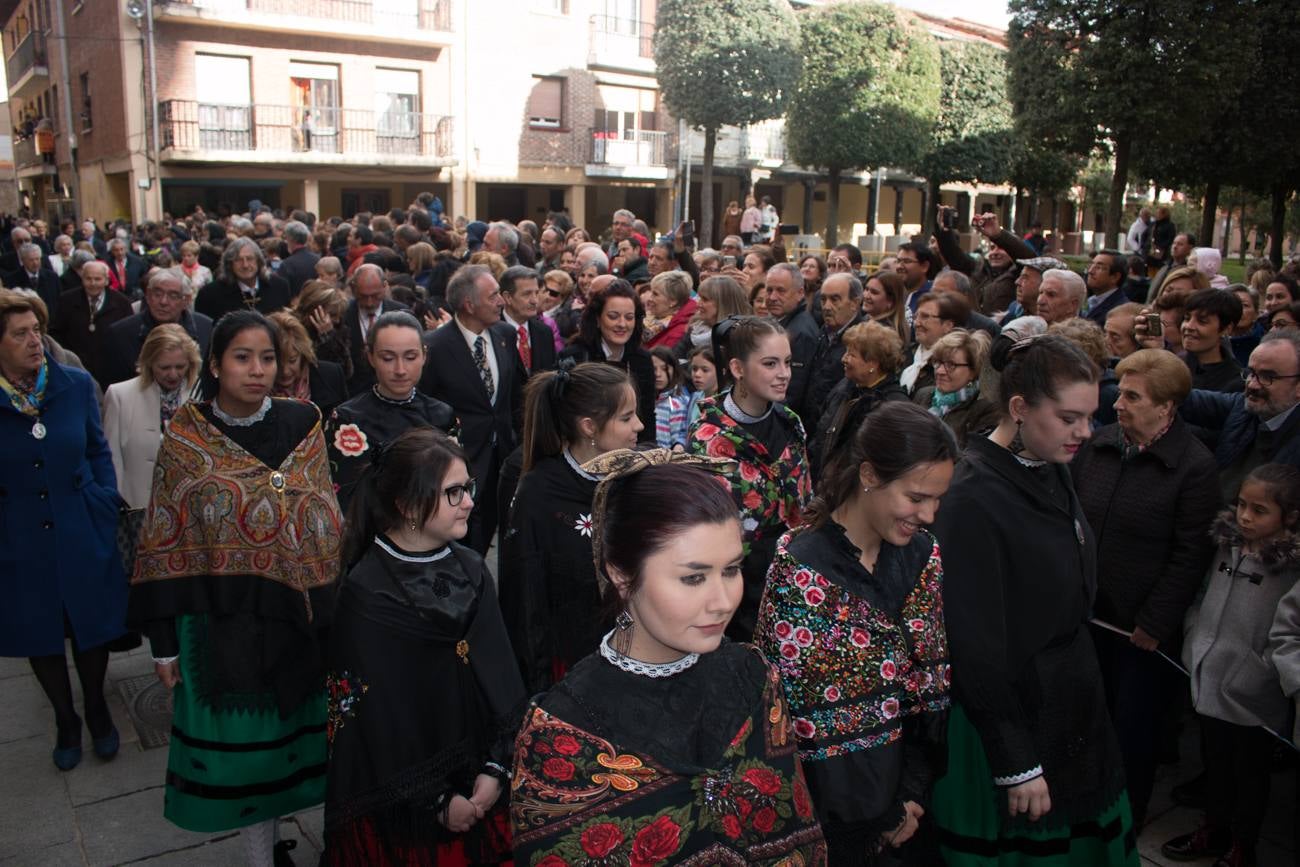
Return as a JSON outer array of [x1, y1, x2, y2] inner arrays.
[[444, 479, 476, 506], [1242, 367, 1300, 387]]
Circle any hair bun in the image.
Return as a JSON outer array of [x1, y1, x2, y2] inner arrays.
[[989, 334, 1016, 373]]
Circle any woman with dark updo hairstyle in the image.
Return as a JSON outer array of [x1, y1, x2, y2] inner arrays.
[[497, 362, 643, 692], [510, 456, 827, 864], [930, 334, 1138, 866]]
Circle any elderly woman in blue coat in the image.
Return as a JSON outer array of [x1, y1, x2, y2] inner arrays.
[[0, 290, 127, 770]]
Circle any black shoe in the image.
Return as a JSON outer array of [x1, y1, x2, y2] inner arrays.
[[273, 838, 296, 867], [1212, 841, 1257, 867], [1170, 772, 1206, 808], [1162, 827, 1232, 862]]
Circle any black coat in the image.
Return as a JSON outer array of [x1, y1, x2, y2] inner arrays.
[[100, 254, 149, 296], [342, 298, 410, 396], [557, 340, 656, 440], [307, 360, 347, 419], [933, 435, 1125, 827], [194, 274, 292, 322], [49, 288, 134, 389], [491, 317, 557, 378], [911, 385, 1001, 448], [1071, 418, 1220, 645], [810, 375, 909, 482], [5, 267, 62, 318], [778, 301, 821, 421], [103, 308, 214, 386], [803, 312, 865, 436], [277, 247, 320, 298], [936, 227, 1037, 315], [497, 453, 602, 694]]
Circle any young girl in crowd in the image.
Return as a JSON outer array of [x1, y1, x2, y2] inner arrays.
[[689, 316, 812, 640], [1162, 463, 1300, 867], [931, 334, 1137, 866], [510, 455, 827, 863], [686, 345, 718, 426], [757, 402, 957, 865], [650, 345, 689, 449], [324, 428, 522, 866], [497, 362, 642, 693]]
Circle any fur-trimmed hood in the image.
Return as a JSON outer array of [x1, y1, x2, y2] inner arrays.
[[1212, 509, 1300, 569]]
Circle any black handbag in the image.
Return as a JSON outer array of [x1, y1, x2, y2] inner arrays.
[[107, 505, 145, 653]]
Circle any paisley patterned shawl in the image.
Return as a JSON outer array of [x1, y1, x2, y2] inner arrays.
[[130, 402, 343, 617]]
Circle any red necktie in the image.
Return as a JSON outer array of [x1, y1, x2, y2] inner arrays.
[[517, 323, 531, 370]]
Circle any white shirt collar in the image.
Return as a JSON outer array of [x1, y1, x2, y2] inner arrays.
[[455, 314, 485, 341], [1264, 402, 1300, 432], [502, 311, 524, 330], [601, 338, 624, 361]]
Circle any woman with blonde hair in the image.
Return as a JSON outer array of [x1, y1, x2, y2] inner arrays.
[[178, 240, 214, 296], [643, 270, 697, 350], [864, 270, 909, 343], [295, 279, 353, 380], [103, 323, 201, 510], [911, 328, 998, 446], [678, 274, 753, 354], [267, 310, 347, 417]]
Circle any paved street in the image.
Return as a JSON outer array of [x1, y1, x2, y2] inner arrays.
[[0, 644, 1294, 865]]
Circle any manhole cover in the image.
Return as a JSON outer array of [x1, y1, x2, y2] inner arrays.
[[117, 674, 173, 750]]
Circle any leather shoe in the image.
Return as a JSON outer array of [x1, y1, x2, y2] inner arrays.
[[1212, 841, 1257, 867], [1162, 827, 1231, 861], [92, 725, 120, 760]]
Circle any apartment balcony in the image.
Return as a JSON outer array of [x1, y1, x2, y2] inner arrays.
[[588, 15, 655, 75], [13, 135, 57, 179], [586, 128, 669, 180], [5, 30, 48, 101], [685, 120, 787, 169], [159, 101, 456, 168], [157, 0, 452, 47]]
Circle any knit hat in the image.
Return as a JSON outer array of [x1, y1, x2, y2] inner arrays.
[[1015, 256, 1068, 273], [465, 220, 488, 252], [1191, 247, 1230, 289]]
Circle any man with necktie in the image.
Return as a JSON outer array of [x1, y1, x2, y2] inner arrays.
[[492, 265, 556, 378], [50, 261, 132, 388]]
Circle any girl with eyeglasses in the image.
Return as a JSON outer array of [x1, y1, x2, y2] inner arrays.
[[324, 427, 523, 866]]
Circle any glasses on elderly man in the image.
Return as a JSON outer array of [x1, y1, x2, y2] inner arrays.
[[148, 288, 186, 303], [1241, 367, 1300, 387]]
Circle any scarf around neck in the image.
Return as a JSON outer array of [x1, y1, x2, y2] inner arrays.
[[929, 381, 979, 418]]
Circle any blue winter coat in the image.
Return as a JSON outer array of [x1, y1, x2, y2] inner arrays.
[[1180, 389, 1300, 469], [0, 356, 127, 656]]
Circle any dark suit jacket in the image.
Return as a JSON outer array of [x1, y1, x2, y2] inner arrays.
[[418, 321, 523, 484], [100, 254, 149, 296], [308, 360, 348, 418], [0, 250, 55, 275], [195, 274, 292, 322], [277, 247, 320, 298], [6, 267, 63, 319], [103, 308, 214, 386], [50, 288, 134, 388], [1083, 287, 1128, 328], [60, 267, 83, 294], [343, 298, 411, 396], [491, 317, 557, 378]]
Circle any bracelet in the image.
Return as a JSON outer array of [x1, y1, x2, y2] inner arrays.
[[153, 655, 179, 666], [483, 761, 512, 783]]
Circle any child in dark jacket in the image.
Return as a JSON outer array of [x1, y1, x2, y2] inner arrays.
[[1162, 463, 1300, 867]]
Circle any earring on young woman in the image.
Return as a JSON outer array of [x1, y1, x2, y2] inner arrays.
[[614, 609, 634, 655], [1009, 418, 1027, 456]]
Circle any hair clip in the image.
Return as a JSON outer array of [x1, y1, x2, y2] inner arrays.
[[549, 367, 571, 403]]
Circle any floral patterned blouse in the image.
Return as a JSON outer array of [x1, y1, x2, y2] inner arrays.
[[510, 643, 828, 866]]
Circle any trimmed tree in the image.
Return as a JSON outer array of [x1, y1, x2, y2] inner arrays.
[[918, 40, 1014, 221], [654, 0, 801, 248], [785, 2, 940, 246]]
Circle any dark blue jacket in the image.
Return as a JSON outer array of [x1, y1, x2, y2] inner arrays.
[[0, 357, 127, 656], [1180, 389, 1300, 469]]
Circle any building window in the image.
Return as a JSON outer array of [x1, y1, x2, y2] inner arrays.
[[535, 0, 569, 12], [78, 72, 90, 131], [375, 68, 420, 153], [527, 77, 565, 130], [290, 61, 340, 153], [195, 54, 252, 150]]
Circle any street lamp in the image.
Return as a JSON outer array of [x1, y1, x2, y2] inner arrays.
[[126, 0, 160, 217]]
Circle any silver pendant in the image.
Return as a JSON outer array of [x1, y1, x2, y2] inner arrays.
[[31, 421, 46, 440], [88, 320, 95, 332]]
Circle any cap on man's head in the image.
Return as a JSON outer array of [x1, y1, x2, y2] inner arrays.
[[1016, 256, 1069, 273]]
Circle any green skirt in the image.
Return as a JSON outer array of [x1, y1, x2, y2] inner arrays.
[[932, 704, 1138, 867], [163, 614, 327, 833]]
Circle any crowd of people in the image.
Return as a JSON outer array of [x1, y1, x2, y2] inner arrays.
[[1, 194, 1298, 867]]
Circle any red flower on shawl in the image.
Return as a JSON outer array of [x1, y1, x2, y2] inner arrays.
[[580, 823, 624, 858], [631, 815, 682, 864]]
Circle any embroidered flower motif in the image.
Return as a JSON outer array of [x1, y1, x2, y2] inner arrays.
[[752, 806, 778, 833], [802, 586, 825, 607], [535, 857, 568, 867], [792, 569, 813, 588], [742, 517, 759, 534], [631, 815, 682, 864], [552, 733, 581, 756], [793, 717, 816, 738], [581, 823, 624, 859], [333, 423, 368, 457], [722, 814, 743, 840], [773, 620, 794, 641], [779, 641, 800, 660], [908, 617, 926, 632], [694, 422, 721, 440], [793, 627, 814, 647], [742, 488, 763, 510], [823, 685, 841, 702], [542, 757, 576, 781], [742, 767, 783, 796], [849, 627, 871, 648], [881, 698, 900, 719], [880, 660, 897, 680], [739, 462, 761, 482], [793, 776, 813, 819], [574, 513, 593, 537]]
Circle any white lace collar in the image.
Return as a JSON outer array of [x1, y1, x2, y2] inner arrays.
[[598, 629, 699, 678]]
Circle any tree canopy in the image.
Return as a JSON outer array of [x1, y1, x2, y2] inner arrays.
[[918, 41, 1014, 194]]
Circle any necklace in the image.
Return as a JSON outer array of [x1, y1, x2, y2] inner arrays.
[[212, 395, 271, 426], [724, 392, 771, 424], [598, 629, 699, 678], [373, 384, 418, 406]]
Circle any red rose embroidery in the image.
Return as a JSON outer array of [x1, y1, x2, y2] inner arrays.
[[739, 462, 761, 482], [333, 423, 368, 457], [823, 685, 841, 702], [793, 717, 816, 738], [803, 586, 825, 607], [580, 822, 624, 859], [536, 857, 569, 867], [695, 423, 721, 440], [742, 489, 763, 510], [793, 778, 813, 819], [742, 767, 783, 796], [552, 733, 581, 756], [793, 569, 812, 588], [773, 620, 794, 640], [881, 698, 900, 719], [752, 806, 778, 833], [542, 757, 575, 781], [880, 660, 897, 680], [779, 641, 800, 660], [631, 815, 682, 864], [942, 666, 952, 685], [849, 627, 871, 648], [707, 437, 737, 458], [735, 795, 753, 819], [721, 814, 743, 840], [909, 617, 926, 632], [793, 626, 813, 647]]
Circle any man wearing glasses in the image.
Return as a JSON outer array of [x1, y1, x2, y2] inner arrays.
[[103, 269, 212, 386], [1180, 329, 1300, 502]]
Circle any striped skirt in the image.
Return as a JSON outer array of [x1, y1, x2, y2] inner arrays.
[[163, 614, 327, 833]]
